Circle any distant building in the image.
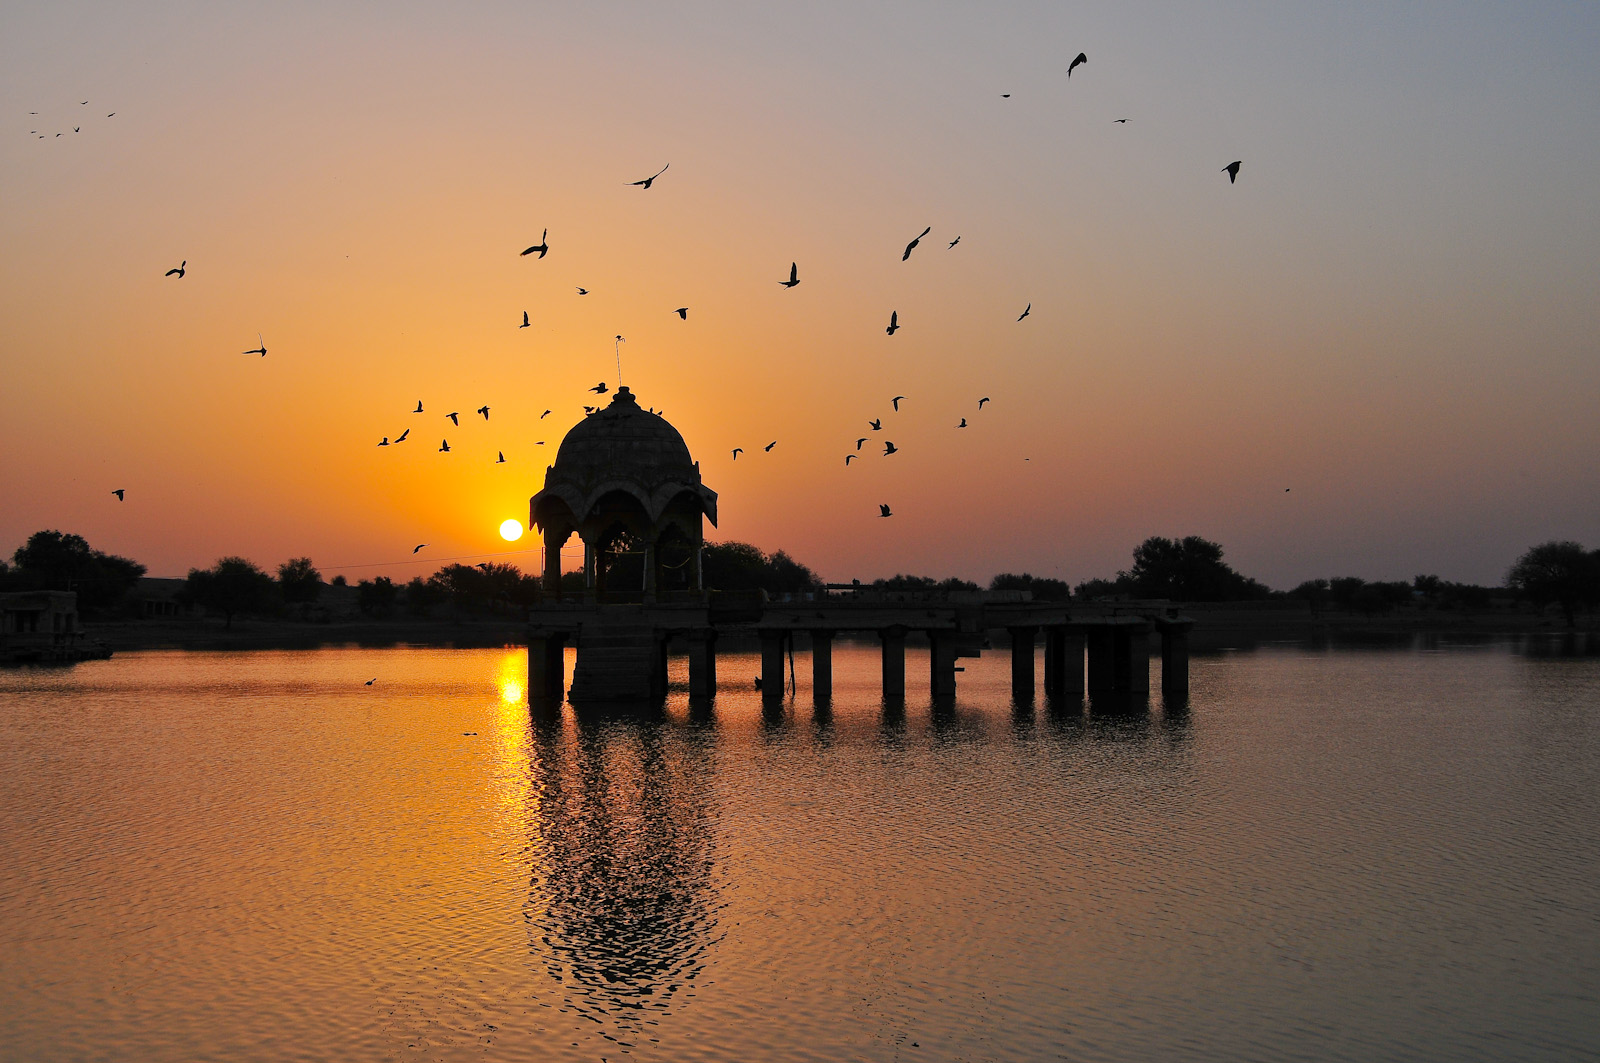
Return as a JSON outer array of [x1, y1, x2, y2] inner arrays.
[[0, 590, 102, 663]]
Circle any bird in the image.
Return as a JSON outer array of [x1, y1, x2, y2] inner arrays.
[[165, 260, 185, 278], [589, 382, 608, 394], [364, 678, 378, 686], [764, 441, 777, 452], [1223, 160, 1242, 184], [674, 307, 688, 319], [112, 489, 125, 501], [520, 311, 530, 328], [576, 287, 588, 295], [439, 439, 450, 452], [855, 437, 868, 450], [413, 401, 424, 413], [378, 437, 389, 446], [845, 454, 855, 466], [446, 412, 459, 426], [628, 163, 669, 189], [497, 452, 506, 463], [948, 236, 961, 249], [412, 544, 426, 553], [978, 397, 990, 409], [521, 230, 549, 258], [107, 113, 114, 117], [1017, 303, 1031, 322], [462, 732, 477, 736], [902, 226, 931, 261], [477, 405, 490, 420], [395, 429, 410, 443], [883, 441, 898, 455], [1001, 94, 1010, 98], [868, 419, 881, 431], [886, 310, 899, 336], [779, 262, 800, 288], [1113, 118, 1129, 124], [1285, 488, 1291, 492], [1068, 52, 1087, 77], [892, 395, 905, 411], [243, 333, 266, 356], [732, 448, 743, 460], [879, 504, 893, 517], [540, 410, 551, 419], [957, 418, 967, 428]]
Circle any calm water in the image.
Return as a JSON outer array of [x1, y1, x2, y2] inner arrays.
[[2, 639, 1598, 1062]]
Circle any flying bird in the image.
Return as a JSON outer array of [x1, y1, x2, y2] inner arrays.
[[845, 454, 855, 466], [868, 419, 881, 431], [165, 260, 185, 278], [1223, 160, 1242, 184], [112, 489, 125, 501], [674, 307, 688, 319], [902, 226, 931, 261], [365, 678, 377, 685], [957, 418, 967, 428], [1068, 52, 1087, 77], [879, 504, 893, 518], [883, 441, 898, 456], [1113, 118, 1129, 124], [855, 437, 868, 450], [242, 333, 266, 356], [1001, 94, 1010, 98], [439, 439, 450, 452], [540, 410, 551, 419], [732, 448, 743, 460], [445, 412, 459, 426], [576, 287, 588, 295], [378, 437, 389, 446], [413, 544, 427, 553], [779, 262, 800, 288], [1017, 303, 1031, 322], [520, 311, 530, 328], [395, 429, 410, 442], [764, 441, 777, 452], [497, 452, 506, 463], [628, 163, 669, 189], [589, 382, 608, 394], [521, 229, 549, 258], [892, 395, 905, 411], [413, 401, 424, 413], [886, 311, 899, 336], [978, 397, 990, 408], [477, 406, 490, 420], [948, 236, 961, 249]]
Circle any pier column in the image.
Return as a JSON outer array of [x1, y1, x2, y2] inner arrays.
[[650, 634, 669, 700], [543, 531, 566, 596], [1160, 623, 1190, 698], [642, 542, 658, 602], [1060, 629, 1086, 697], [1086, 626, 1116, 692], [880, 626, 907, 700], [1112, 626, 1150, 692], [760, 629, 787, 703], [1008, 626, 1038, 702], [688, 630, 717, 700], [528, 632, 567, 707], [811, 630, 834, 705], [929, 631, 958, 699], [1044, 626, 1064, 697]]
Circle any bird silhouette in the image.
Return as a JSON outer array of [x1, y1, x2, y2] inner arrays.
[[1017, 303, 1031, 321], [886, 310, 899, 336], [242, 333, 266, 356], [732, 448, 743, 460], [845, 454, 855, 466], [365, 678, 377, 685], [902, 226, 931, 261], [856, 437, 868, 450], [112, 489, 125, 501], [165, 260, 185, 278], [764, 441, 777, 452], [879, 504, 893, 517], [957, 418, 967, 428], [628, 163, 669, 188], [892, 395, 905, 411], [520, 311, 530, 328], [674, 307, 688, 319], [378, 437, 389, 446], [413, 544, 427, 553], [780, 262, 799, 288], [540, 410, 551, 419], [883, 441, 898, 455], [1223, 160, 1242, 184], [413, 401, 424, 413], [948, 236, 961, 249], [439, 439, 450, 452], [1113, 118, 1129, 124], [521, 229, 549, 258], [978, 397, 990, 409], [869, 419, 881, 431], [497, 452, 506, 463], [589, 382, 608, 394], [446, 412, 459, 426], [576, 287, 588, 295], [477, 405, 490, 420], [395, 429, 410, 443], [1068, 52, 1087, 77], [1001, 94, 1010, 98]]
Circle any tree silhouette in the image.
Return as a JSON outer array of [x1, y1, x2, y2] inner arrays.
[[1123, 536, 1270, 601], [277, 557, 322, 606], [7, 530, 145, 615], [1507, 541, 1597, 627], [184, 557, 278, 628]]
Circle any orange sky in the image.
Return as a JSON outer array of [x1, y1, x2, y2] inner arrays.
[[3, 2, 1598, 587]]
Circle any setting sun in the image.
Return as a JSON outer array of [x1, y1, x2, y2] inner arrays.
[[498, 519, 523, 542]]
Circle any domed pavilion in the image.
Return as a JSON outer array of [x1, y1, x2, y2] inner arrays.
[[530, 386, 717, 601]]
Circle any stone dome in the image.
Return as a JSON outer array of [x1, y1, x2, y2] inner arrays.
[[531, 386, 717, 529]]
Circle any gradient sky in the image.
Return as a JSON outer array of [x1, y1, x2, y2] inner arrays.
[[3, 1, 1597, 588]]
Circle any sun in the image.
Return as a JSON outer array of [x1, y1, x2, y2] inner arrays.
[[499, 519, 524, 542]]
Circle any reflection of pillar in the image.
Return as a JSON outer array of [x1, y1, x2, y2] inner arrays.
[[643, 541, 657, 601], [1086, 626, 1115, 691], [528, 632, 567, 707], [1160, 624, 1190, 697], [811, 630, 834, 704], [880, 626, 907, 700], [688, 630, 717, 699], [1112, 626, 1150, 692], [930, 631, 958, 698], [759, 629, 786, 703], [1009, 626, 1037, 702], [544, 531, 565, 596]]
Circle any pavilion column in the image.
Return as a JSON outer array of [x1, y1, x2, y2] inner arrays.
[[643, 540, 658, 602], [543, 531, 565, 597], [583, 540, 598, 602], [1009, 626, 1038, 703], [759, 629, 786, 704], [930, 631, 958, 699], [1086, 626, 1116, 692], [692, 545, 704, 592], [880, 626, 907, 701], [688, 630, 717, 700], [811, 630, 834, 705], [1112, 626, 1150, 692]]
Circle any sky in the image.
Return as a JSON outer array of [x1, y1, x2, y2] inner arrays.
[[2, 1, 1597, 589]]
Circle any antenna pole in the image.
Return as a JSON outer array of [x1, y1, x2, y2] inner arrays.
[[614, 335, 625, 386]]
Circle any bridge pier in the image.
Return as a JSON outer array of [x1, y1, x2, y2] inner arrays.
[[1044, 627, 1085, 700], [759, 629, 786, 703], [687, 630, 717, 700], [1008, 626, 1037, 702], [1086, 626, 1116, 692], [528, 631, 568, 708], [1112, 626, 1150, 693], [811, 630, 834, 704], [930, 630, 959, 698], [1159, 621, 1191, 699], [880, 626, 907, 701]]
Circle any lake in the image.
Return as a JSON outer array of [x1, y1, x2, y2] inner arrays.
[[2, 637, 1598, 1062]]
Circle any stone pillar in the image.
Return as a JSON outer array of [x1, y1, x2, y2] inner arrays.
[[930, 631, 958, 698], [880, 626, 907, 700], [688, 630, 717, 700], [543, 531, 564, 596], [1060, 629, 1086, 696], [692, 544, 704, 592], [811, 630, 834, 704], [1113, 626, 1150, 692], [760, 629, 786, 703], [650, 634, 669, 700], [643, 541, 658, 601], [528, 632, 567, 707], [1086, 626, 1116, 692], [583, 540, 597, 602], [1043, 626, 1064, 697], [1160, 624, 1190, 697], [1009, 626, 1038, 702]]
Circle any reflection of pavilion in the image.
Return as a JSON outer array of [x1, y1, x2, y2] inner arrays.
[[524, 718, 721, 1035]]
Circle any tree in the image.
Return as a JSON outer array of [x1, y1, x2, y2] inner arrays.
[[277, 557, 322, 606], [9, 530, 146, 615], [702, 541, 823, 596], [184, 557, 278, 628], [404, 576, 446, 617], [1507, 541, 1597, 627], [1122, 536, 1270, 601], [357, 577, 398, 617], [990, 572, 1072, 601]]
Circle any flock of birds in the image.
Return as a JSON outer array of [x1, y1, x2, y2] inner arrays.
[[81, 50, 1249, 532]]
